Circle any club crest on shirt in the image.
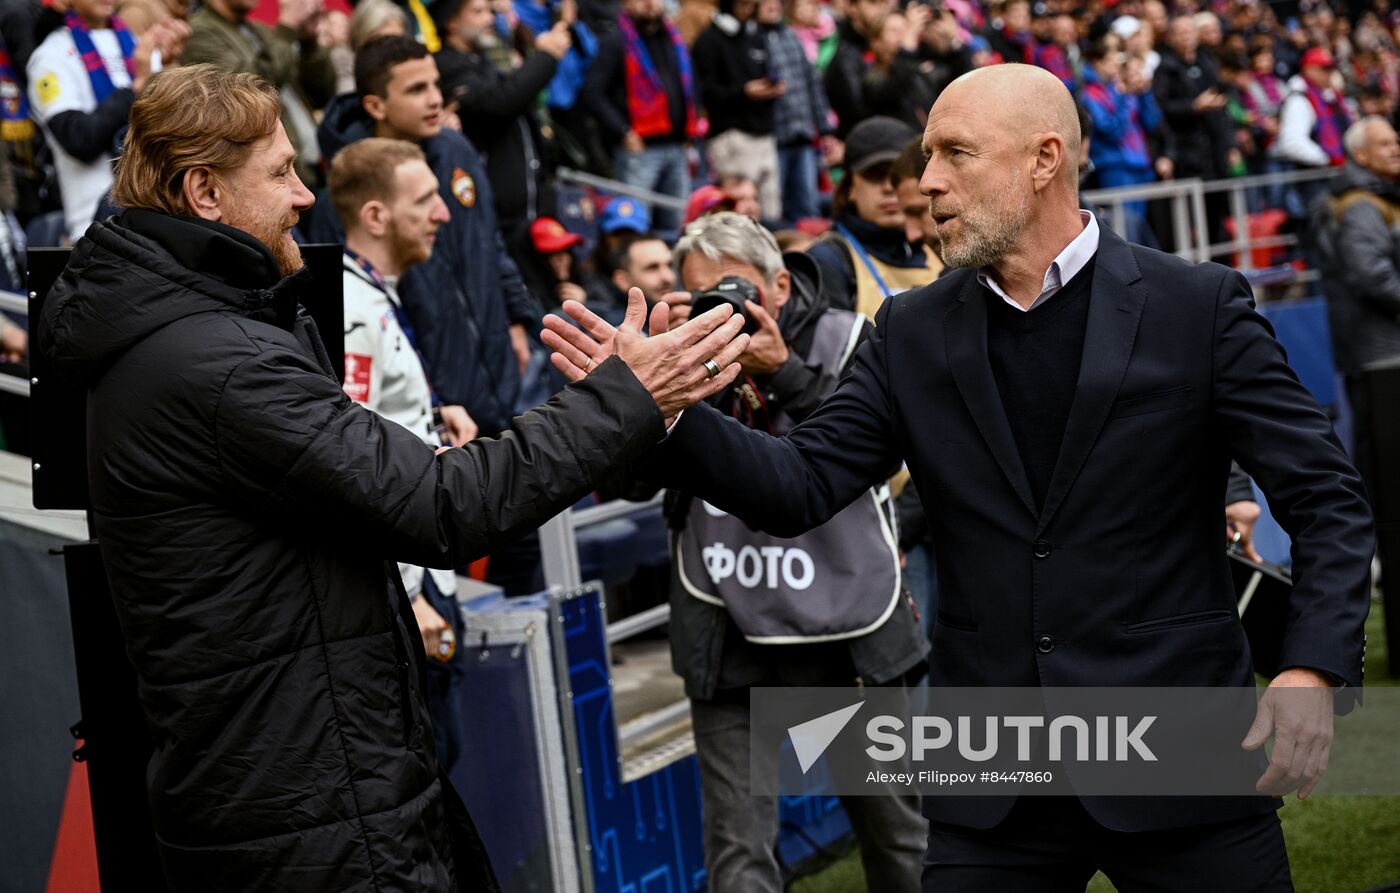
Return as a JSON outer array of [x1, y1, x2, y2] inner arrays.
[[451, 168, 475, 208]]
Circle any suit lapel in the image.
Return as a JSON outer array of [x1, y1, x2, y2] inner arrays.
[[945, 273, 1039, 520], [1035, 228, 1148, 537]]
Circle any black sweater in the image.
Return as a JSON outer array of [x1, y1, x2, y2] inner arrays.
[[985, 258, 1096, 510]]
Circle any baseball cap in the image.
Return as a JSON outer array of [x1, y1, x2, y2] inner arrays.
[[599, 197, 651, 234], [844, 116, 921, 175], [1301, 46, 1337, 69], [529, 217, 585, 254], [683, 185, 737, 226]]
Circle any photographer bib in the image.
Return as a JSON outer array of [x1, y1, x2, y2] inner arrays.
[[675, 310, 903, 643]]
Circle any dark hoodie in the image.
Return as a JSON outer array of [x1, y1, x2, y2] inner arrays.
[[1318, 161, 1400, 373], [37, 209, 665, 892], [308, 93, 540, 435], [757, 250, 859, 420]]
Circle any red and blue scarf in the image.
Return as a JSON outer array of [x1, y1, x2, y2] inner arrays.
[[65, 10, 136, 104], [1081, 75, 1149, 166], [617, 13, 697, 139], [1256, 73, 1285, 108], [1002, 27, 1034, 64], [1304, 82, 1352, 166], [1035, 42, 1074, 89], [0, 37, 32, 141]]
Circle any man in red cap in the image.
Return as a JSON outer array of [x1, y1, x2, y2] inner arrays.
[[526, 216, 627, 323], [683, 184, 738, 226], [530, 215, 586, 254], [1277, 46, 1354, 170]]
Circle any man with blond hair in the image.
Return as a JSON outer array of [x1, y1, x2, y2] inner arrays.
[[37, 63, 750, 891], [330, 136, 478, 775], [546, 63, 1373, 890]]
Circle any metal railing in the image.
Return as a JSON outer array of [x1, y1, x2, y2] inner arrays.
[[1082, 176, 1209, 263], [0, 288, 29, 398], [556, 167, 688, 212], [1082, 165, 1335, 277], [563, 163, 1337, 286]]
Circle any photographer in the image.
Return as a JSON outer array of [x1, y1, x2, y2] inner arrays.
[[658, 212, 927, 891]]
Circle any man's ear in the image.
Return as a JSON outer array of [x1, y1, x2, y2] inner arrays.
[[1031, 132, 1067, 193], [611, 268, 631, 293], [770, 268, 792, 311], [362, 93, 388, 123], [358, 199, 390, 238], [182, 167, 223, 221]]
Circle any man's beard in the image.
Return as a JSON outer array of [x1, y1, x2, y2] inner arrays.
[[934, 175, 1032, 270], [467, 28, 500, 49], [224, 201, 304, 278], [388, 218, 431, 272], [634, 14, 663, 33]]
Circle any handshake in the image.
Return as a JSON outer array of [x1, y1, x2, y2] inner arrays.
[[542, 286, 751, 422]]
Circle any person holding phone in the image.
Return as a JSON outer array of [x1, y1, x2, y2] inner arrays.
[[1153, 14, 1234, 242], [693, 0, 784, 220]]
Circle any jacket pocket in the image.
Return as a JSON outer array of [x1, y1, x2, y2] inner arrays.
[[1124, 608, 1234, 635], [1107, 385, 1193, 419], [936, 610, 979, 632]]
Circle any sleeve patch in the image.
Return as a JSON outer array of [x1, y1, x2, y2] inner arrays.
[[344, 352, 372, 403], [35, 74, 60, 106]]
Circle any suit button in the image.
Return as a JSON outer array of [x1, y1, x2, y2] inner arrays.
[[1037, 635, 1055, 654], [1033, 540, 1051, 559]]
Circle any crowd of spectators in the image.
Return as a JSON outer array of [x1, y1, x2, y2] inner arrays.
[[0, 0, 1396, 451]]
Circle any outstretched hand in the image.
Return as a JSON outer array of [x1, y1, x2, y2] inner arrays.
[[541, 286, 750, 419]]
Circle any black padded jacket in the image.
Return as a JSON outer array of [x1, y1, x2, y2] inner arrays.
[[38, 209, 664, 891]]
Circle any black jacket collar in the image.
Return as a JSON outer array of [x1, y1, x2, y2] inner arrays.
[[119, 208, 284, 291]]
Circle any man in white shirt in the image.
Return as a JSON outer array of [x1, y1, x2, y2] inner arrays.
[[329, 135, 480, 770], [26, 0, 186, 239]]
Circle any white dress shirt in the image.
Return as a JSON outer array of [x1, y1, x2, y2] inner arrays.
[[978, 210, 1101, 312]]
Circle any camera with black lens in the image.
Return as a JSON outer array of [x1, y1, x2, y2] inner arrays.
[[688, 275, 762, 336]]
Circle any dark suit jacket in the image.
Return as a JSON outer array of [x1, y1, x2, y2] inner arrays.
[[648, 226, 1374, 832]]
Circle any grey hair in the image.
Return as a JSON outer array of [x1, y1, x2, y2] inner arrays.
[[1345, 115, 1389, 160], [673, 211, 784, 284], [350, 0, 411, 52]]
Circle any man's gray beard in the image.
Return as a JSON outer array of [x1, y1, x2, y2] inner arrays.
[[937, 180, 1032, 269], [469, 31, 501, 50]]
